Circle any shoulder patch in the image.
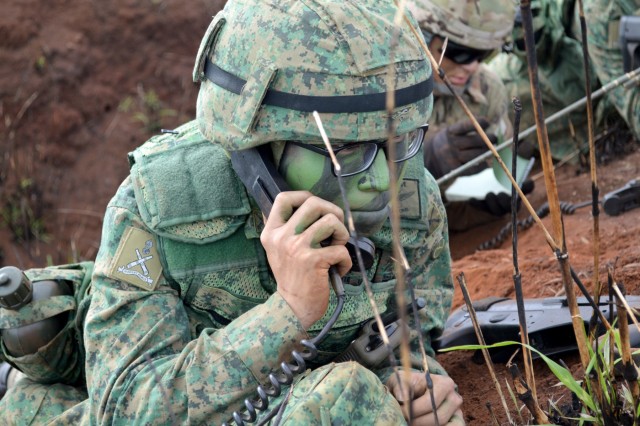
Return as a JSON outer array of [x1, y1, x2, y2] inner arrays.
[[399, 178, 422, 220], [109, 227, 163, 291]]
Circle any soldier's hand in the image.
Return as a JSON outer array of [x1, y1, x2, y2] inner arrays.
[[469, 191, 514, 217], [261, 191, 352, 330], [387, 371, 464, 426], [468, 178, 535, 217], [423, 118, 496, 179]]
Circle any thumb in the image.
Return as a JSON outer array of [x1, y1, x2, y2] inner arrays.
[[388, 373, 427, 402]]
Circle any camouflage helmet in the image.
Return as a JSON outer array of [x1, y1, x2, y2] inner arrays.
[[407, 0, 516, 50], [193, 0, 434, 152]]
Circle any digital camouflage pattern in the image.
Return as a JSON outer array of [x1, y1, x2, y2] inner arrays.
[[194, 0, 434, 151], [1, 120, 453, 424], [584, 0, 640, 140], [409, 0, 514, 232], [0, 0, 455, 424], [407, 0, 516, 50], [0, 262, 92, 386], [490, 0, 602, 161]]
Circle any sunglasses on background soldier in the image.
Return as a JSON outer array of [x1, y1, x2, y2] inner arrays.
[[437, 38, 494, 65]]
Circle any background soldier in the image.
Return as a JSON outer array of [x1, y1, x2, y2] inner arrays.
[[1, 0, 462, 424], [584, 0, 640, 141], [408, 0, 517, 231], [489, 0, 602, 162]]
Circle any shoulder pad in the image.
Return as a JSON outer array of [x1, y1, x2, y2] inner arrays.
[[128, 121, 251, 244]]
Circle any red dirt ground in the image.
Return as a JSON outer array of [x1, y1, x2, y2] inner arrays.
[[1, 1, 639, 424]]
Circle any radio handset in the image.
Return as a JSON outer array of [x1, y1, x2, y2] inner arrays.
[[230, 145, 375, 272]]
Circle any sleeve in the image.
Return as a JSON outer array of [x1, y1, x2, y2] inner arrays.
[[585, 0, 640, 140], [375, 169, 454, 383], [481, 65, 514, 143], [84, 179, 308, 424]]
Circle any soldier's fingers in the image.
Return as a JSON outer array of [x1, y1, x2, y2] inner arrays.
[[476, 117, 491, 130], [303, 212, 351, 249], [455, 133, 488, 151], [318, 244, 352, 277], [412, 392, 463, 426], [388, 371, 428, 403], [265, 191, 314, 229], [409, 374, 457, 417], [288, 195, 345, 235], [486, 132, 498, 145], [496, 192, 512, 212], [448, 119, 476, 135], [410, 372, 428, 399], [266, 192, 345, 235], [457, 151, 486, 165], [449, 117, 490, 135]]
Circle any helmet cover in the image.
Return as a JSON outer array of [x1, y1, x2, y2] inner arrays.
[[193, 0, 434, 151], [408, 0, 516, 50]]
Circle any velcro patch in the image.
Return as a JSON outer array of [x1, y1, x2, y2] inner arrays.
[[109, 227, 163, 291], [399, 178, 422, 220]]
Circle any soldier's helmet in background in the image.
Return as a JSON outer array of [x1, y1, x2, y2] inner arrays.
[[193, 0, 434, 152], [408, 0, 517, 50]]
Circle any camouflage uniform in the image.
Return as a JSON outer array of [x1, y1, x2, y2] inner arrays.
[[431, 68, 517, 231], [1, 122, 452, 425], [429, 66, 513, 151], [408, 0, 515, 231], [583, 0, 640, 140], [0, 263, 92, 385], [1, 1, 455, 424], [409, 0, 515, 143], [490, 0, 601, 161]]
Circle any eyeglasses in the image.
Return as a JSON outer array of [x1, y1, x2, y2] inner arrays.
[[438, 39, 493, 65], [290, 124, 428, 177]]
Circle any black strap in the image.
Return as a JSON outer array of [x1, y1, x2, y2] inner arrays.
[[204, 57, 433, 113]]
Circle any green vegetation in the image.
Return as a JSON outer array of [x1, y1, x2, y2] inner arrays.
[[443, 333, 640, 425], [118, 85, 177, 133], [0, 177, 49, 244]]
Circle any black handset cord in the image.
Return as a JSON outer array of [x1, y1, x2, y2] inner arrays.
[[477, 201, 583, 251], [222, 268, 345, 426]]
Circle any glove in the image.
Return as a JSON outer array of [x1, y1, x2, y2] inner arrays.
[[469, 178, 536, 217], [469, 191, 514, 217], [423, 118, 497, 179]]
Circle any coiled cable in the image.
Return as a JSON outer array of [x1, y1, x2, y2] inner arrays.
[[223, 268, 345, 426], [477, 201, 583, 251]]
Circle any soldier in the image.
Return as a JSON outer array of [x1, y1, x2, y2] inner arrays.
[[0, 1, 463, 424], [584, 0, 640, 141], [408, 0, 517, 232], [489, 0, 602, 162]]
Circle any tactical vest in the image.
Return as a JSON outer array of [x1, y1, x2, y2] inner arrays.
[[127, 120, 444, 362]]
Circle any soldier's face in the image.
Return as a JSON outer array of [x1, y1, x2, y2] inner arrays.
[[276, 142, 404, 236], [429, 36, 480, 87]]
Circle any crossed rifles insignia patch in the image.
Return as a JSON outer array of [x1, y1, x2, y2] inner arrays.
[[110, 226, 163, 291]]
